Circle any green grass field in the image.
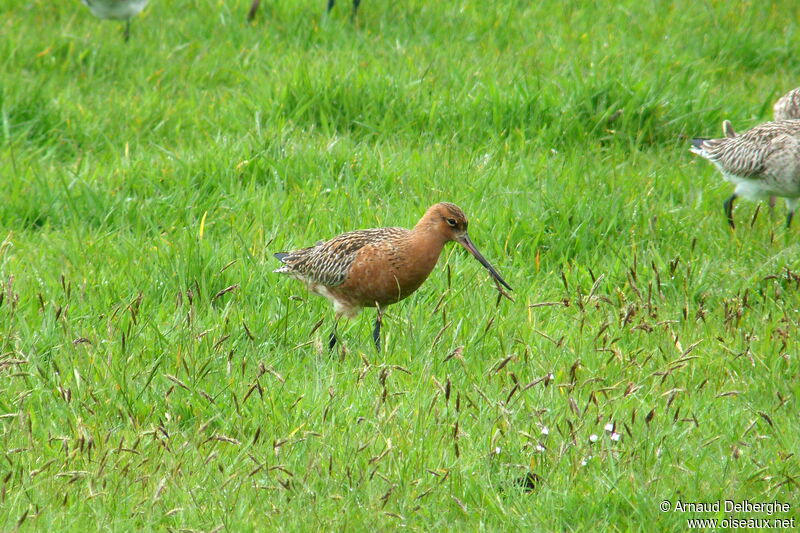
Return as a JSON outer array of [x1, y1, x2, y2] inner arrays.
[[2, 0, 799, 530]]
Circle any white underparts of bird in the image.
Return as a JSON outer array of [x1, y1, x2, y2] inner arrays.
[[81, 0, 148, 41]]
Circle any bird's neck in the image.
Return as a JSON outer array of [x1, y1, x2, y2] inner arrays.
[[408, 224, 448, 272], [373, 223, 448, 302]]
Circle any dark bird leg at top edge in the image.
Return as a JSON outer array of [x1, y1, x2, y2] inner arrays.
[[248, 0, 260, 21], [723, 194, 737, 229], [124, 19, 131, 42], [327, 0, 361, 17], [372, 308, 383, 352], [787, 211, 795, 229]]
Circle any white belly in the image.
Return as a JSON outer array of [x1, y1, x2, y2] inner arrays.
[[82, 0, 148, 20], [725, 174, 800, 200]]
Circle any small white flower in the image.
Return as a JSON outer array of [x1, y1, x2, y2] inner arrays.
[[610, 432, 621, 442], [535, 444, 545, 452], [589, 434, 599, 443], [581, 455, 593, 466], [540, 426, 549, 436], [494, 447, 501, 455], [604, 423, 614, 433]]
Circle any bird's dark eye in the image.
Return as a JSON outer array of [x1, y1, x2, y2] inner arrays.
[[446, 218, 457, 227]]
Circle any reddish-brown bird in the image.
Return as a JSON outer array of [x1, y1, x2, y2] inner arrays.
[[274, 202, 512, 351]]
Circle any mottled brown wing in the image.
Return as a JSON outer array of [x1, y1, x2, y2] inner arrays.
[[698, 120, 800, 178], [275, 227, 409, 287]]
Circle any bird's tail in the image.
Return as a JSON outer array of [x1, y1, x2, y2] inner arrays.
[[689, 137, 715, 158], [273, 253, 292, 274]]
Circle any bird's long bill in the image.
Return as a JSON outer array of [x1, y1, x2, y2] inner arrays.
[[458, 234, 512, 291]]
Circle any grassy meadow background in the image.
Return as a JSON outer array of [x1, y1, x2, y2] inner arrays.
[[2, 0, 799, 529]]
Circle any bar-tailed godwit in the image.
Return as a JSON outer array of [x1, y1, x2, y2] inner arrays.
[[720, 88, 800, 210], [274, 202, 512, 351], [691, 120, 800, 228], [248, 0, 361, 21], [81, 0, 148, 41]]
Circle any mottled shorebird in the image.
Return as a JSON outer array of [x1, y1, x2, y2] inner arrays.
[[274, 202, 512, 351], [724, 88, 800, 210], [691, 119, 800, 228], [248, 0, 361, 21], [81, 0, 148, 41]]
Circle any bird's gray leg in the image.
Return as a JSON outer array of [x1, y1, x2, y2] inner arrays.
[[327, 0, 336, 12], [372, 307, 383, 352], [352, 0, 361, 17], [785, 198, 798, 228], [723, 194, 737, 229], [786, 198, 800, 228], [124, 19, 131, 42]]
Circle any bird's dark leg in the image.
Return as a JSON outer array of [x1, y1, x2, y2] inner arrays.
[[124, 19, 131, 42], [787, 210, 794, 228], [328, 330, 337, 350], [372, 307, 383, 352], [327, 0, 336, 12], [723, 194, 737, 229], [329, 317, 339, 351], [248, 0, 261, 21], [352, 0, 361, 17]]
